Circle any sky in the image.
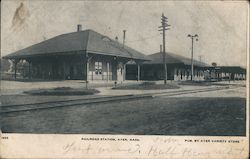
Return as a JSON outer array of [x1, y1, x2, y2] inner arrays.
[[1, 0, 248, 67]]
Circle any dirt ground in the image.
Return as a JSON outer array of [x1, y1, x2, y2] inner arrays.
[[1, 87, 246, 136], [1, 80, 246, 136]]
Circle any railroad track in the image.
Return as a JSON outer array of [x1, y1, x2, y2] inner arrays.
[[1, 86, 232, 114], [151, 86, 231, 97], [0, 94, 152, 114]]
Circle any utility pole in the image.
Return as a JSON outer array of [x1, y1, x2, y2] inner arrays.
[[158, 13, 170, 85], [187, 34, 198, 81]]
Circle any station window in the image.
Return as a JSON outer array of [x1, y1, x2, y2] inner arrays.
[[95, 62, 102, 75]]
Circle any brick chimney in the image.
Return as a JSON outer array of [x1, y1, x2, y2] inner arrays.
[[77, 24, 82, 32], [123, 30, 126, 47]]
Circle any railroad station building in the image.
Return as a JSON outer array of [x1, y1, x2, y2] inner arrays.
[[126, 52, 209, 81], [3, 25, 149, 82]]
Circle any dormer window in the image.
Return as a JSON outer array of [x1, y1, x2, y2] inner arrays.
[[102, 36, 111, 42]]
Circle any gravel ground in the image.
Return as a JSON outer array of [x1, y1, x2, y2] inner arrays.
[[1, 95, 246, 136], [165, 86, 246, 98], [1, 81, 246, 136], [0, 94, 106, 106]]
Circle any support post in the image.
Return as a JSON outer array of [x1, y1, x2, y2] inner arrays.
[[85, 53, 90, 89], [107, 62, 109, 82], [137, 63, 140, 81], [209, 69, 212, 82], [174, 68, 177, 81], [62, 62, 65, 80], [86, 60, 89, 88], [123, 63, 126, 81], [14, 59, 18, 80], [112, 57, 118, 82], [28, 61, 31, 80], [14, 63, 17, 80]]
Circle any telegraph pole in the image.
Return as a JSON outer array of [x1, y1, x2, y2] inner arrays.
[[159, 13, 170, 85], [187, 34, 198, 81]]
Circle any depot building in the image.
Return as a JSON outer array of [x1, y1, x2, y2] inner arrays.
[[126, 52, 209, 81]]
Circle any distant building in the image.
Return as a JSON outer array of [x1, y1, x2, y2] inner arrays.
[[3, 26, 149, 81], [204, 66, 246, 81], [126, 52, 209, 81]]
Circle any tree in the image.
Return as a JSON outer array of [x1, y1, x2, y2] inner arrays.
[[212, 62, 217, 67]]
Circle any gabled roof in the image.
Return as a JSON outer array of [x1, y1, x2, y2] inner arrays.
[[4, 29, 149, 61], [144, 52, 210, 67]]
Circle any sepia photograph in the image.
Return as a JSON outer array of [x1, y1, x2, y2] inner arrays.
[[0, 0, 249, 158]]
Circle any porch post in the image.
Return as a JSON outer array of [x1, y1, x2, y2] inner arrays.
[[137, 63, 140, 81], [229, 73, 231, 83], [123, 63, 126, 81], [28, 61, 31, 80], [209, 69, 212, 82], [85, 53, 90, 89], [174, 68, 177, 81], [13, 59, 18, 80], [112, 57, 118, 81], [86, 61, 89, 82], [107, 62, 109, 82], [14, 61, 17, 80], [63, 62, 66, 80]]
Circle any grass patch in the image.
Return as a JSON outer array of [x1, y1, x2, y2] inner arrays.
[[178, 80, 212, 86], [113, 82, 179, 90], [178, 80, 246, 87], [24, 87, 99, 96]]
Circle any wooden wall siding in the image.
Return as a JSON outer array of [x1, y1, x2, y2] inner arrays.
[[27, 54, 128, 81], [26, 55, 85, 80], [173, 68, 205, 81], [127, 64, 206, 81]]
